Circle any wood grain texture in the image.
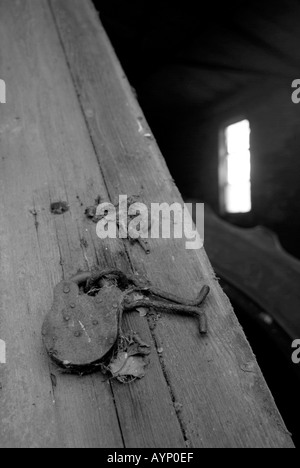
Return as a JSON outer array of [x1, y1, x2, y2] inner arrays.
[[0, 0, 183, 448], [47, 0, 294, 448]]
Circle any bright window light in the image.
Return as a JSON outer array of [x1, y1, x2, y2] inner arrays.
[[220, 119, 252, 214]]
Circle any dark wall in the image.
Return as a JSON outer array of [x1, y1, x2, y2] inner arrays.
[[94, 0, 300, 258], [146, 82, 300, 257]]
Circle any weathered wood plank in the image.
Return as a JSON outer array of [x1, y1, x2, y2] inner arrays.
[[0, 0, 184, 448], [49, 0, 294, 448], [0, 0, 123, 448]]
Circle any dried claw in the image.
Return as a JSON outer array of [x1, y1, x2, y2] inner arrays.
[[136, 237, 151, 255], [124, 291, 209, 336], [199, 313, 208, 335], [129, 284, 210, 308]]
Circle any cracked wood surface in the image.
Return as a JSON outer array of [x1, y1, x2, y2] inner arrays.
[[0, 0, 294, 448]]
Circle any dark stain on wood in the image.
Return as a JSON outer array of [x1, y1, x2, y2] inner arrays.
[[50, 201, 70, 215]]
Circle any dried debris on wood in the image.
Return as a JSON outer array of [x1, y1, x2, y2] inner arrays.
[[85, 195, 151, 254], [107, 332, 151, 384]]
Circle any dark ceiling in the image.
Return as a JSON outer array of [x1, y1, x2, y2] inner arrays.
[[93, 0, 300, 113]]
